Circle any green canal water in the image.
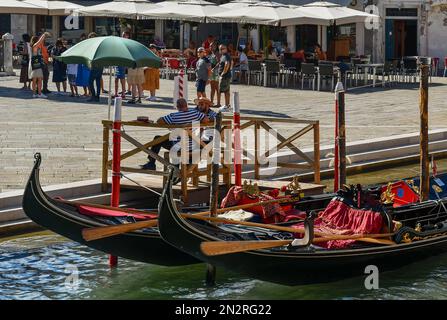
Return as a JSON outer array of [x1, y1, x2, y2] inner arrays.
[[1, 160, 447, 300]]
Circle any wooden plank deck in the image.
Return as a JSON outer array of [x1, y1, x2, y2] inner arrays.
[[114, 174, 326, 200]]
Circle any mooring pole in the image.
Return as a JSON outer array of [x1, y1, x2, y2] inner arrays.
[[333, 81, 344, 191], [336, 81, 347, 188], [205, 112, 222, 286], [109, 96, 122, 268], [232, 92, 242, 187], [419, 63, 430, 202]]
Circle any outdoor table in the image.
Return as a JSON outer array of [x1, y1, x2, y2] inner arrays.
[[356, 63, 384, 87]]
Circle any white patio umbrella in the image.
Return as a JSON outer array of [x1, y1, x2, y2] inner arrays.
[[208, 1, 327, 26], [138, 0, 228, 23], [296, 1, 379, 26], [0, 0, 48, 14], [20, 0, 83, 15], [220, 0, 262, 9], [76, 0, 160, 19]]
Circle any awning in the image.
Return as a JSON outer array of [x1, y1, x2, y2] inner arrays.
[[76, 0, 159, 19]]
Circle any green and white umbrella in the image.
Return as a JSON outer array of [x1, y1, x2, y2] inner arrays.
[[57, 36, 162, 118]]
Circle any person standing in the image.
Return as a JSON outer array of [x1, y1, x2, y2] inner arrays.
[[29, 32, 50, 98], [87, 32, 103, 102], [19, 34, 31, 90], [208, 42, 220, 107], [51, 38, 68, 95], [217, 44, 233, 112], [40, 33, 51, 94], [195, 47, 211, 99], [143, 44, 160, 101], [67, 63, 79, 97], [127, 67, 145, 104], [238, 46, 248, 84]]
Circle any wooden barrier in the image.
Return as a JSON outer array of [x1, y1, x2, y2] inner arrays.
[[101, 115, 320, 203]]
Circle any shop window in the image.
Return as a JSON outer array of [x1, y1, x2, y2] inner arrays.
[[136, 20, 155, 45], [94, 18, 120, 36], [59, 16, 85, 44], [164, 20, 180, 48], [386, 8, 418, 17], [296, 25, 317, 52]]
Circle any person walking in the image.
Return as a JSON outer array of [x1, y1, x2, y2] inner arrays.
[[19, 34, 31, 90], [195, 47, 211, 99], [29, 32, 50, 98], [217, 44, 233, 112], [51, 38, 68, 95]]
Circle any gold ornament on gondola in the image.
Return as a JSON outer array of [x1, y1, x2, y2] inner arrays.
[[405, 179, 420, 195], [381, 182, 395, 204], [243, 180, 260, 197], [433, 184, 443, 193]]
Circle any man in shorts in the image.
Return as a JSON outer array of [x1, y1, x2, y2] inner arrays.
[[195, 47, 211, 98]]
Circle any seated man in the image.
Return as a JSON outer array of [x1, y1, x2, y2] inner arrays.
[[194, 97, 217, 143], [140, 98, 209, 170]]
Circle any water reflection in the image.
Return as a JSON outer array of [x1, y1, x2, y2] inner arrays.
[[1, 234, 447, 300]]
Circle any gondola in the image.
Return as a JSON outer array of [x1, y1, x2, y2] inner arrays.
[[22, 153, 198, 266], [158, 167, 447, 286]]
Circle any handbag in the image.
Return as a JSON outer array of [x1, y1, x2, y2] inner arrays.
[[31, 55, 43, 70]]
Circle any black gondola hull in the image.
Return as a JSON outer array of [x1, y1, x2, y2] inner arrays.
[[22, 154, 198, 266], [159, 168, 447, 285]]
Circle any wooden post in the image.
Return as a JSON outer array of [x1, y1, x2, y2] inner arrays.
[[419, 63, 430, 202], [206, 113, 222, 286], [254, 121, 260, 180], [313, 121, 320, 184], [101, 123, 110, 192], [110, 97, 122, 268], [337, 83, 347, 188], [232, 92, 242, 186]]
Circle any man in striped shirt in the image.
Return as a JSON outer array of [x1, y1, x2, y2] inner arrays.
[[140, 98, 209, 170], [195, 97, 217, 142]]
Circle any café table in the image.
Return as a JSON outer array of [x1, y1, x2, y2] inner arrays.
[[355, 63, 384, 87]]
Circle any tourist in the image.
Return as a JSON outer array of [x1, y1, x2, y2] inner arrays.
[[87, 32, 103, 102], [194, 97, 217, 143], [183, 40, 197, 57], [76, 34, 90, 96], [202, 35, 214, 50], [19, 33, 31, 90], [314, 43, 327, 61], [114, 65, 126, 99], [67, 64, 79, 97], [127, 67, 145, 104], [208, 42, 220, 107], [40, 34, 51, 95], [143, 44, 160, 101], [140, 98, 209, 170], [51, 38, 68, 95], [195, 47, 211, 99], [237, 46, 248, 84], [29, 32, 50, 98], [217, 44, 233, 112]]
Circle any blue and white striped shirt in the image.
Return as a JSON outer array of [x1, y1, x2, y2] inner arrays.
[[163, 108, 206, 150]]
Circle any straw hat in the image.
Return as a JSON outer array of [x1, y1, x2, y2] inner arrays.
[[194, 97, 213, 107]]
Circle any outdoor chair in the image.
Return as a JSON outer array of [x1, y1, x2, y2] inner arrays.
[[247, 60, 263, 86], [351, 57, 365, 86], [300, 63, 316, 90], [418, 57, 432, 82], [283, 58, 299, 87], [264, 60, 281, 88], [316, 64, 336, 91], [431, 57, 440, 76], [375, 61, 394, 87], [444, 57, 447, 77], [402, 57, 418, 83], [338, 62, 354, 89]]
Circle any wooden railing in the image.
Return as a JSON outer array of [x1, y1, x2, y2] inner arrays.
[[101, 115, 320, 202]]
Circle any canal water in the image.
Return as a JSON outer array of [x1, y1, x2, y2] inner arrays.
[[1, 160, 447, 300]]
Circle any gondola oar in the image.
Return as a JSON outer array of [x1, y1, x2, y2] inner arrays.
[[82, 197, 301, 241], [201, 234, 396, 256]]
